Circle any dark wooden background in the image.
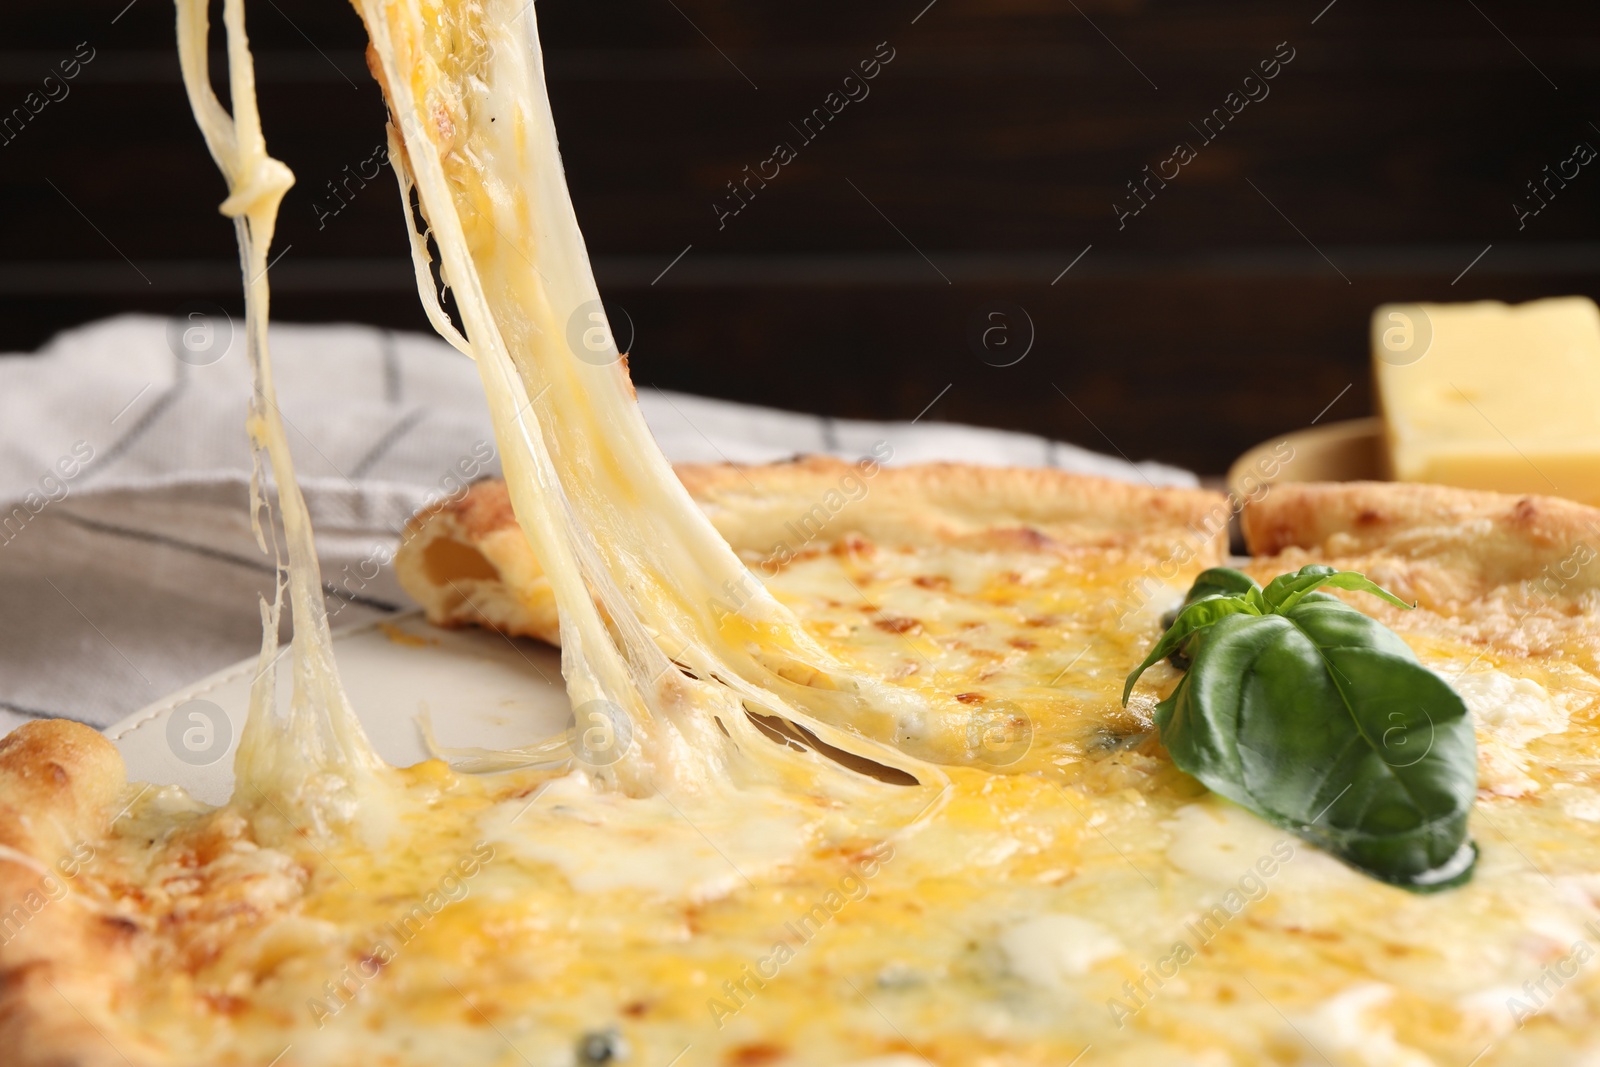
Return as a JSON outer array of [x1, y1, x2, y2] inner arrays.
[[4, 0, 1598, 473]]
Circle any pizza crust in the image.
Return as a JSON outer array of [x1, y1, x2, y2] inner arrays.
[[395, 457, 1232, 644], [1243, 481, 1600, 598], [0, 721, 145, 1067], [671, 458, 1226, 553]]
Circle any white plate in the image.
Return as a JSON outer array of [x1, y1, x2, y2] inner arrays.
[[106, 612, 570, 805]]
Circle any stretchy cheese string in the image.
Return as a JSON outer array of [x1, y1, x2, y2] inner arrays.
[[352, 0, 945, 801], [175, 0, 945, 823], [175, 0, 388, 822]]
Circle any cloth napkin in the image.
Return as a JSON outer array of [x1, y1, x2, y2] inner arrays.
[[0, 314, 1195, 736]]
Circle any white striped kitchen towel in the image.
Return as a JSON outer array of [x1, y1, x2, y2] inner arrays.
[[0, 314, 1195, 736]]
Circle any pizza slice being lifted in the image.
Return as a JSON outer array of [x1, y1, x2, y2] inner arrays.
[[397, 457, 1231, 771]]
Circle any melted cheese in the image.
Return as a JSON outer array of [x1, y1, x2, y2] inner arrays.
[[482, 772, 816, 901], [999, 913, 1124, 988], [87, 641, 1600, 1067], [175, 0, 387, 821], [347, 0, 940, 804], [82, 533, 1600, 1066], [1454, 669, 1569, 797], [754, 537, 1184, 768]]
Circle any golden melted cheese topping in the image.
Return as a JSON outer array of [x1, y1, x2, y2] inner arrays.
[[750, 535, 1186, 772], [63, 535, 1600, 1067]]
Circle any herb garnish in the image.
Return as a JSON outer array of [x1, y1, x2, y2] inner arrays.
[[1123, 565, 1478, 892]]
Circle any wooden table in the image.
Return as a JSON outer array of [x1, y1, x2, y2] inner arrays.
[[4, 0, 1597, 473]]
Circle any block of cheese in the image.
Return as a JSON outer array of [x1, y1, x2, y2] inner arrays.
[[1372, 296, 1600, 505]]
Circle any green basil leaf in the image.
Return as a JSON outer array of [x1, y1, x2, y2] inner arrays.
[[1160, 567, 1261, 631], [1183, 566, 1261, 606], [1122, 596, 1262, 704], [1262, 564, 1414, 614], [1142, 570, 1273, 683], [1155, 598, 1478, 891]]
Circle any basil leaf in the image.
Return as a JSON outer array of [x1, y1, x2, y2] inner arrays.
[[1123, 596, 1260, 704], [1153, 569, 1267, 669], [1161, 566, 1263, 629], [1123, 566, 1478, 892], [1184, 566, 1261, 606], [1262, 564, 1414, 614]]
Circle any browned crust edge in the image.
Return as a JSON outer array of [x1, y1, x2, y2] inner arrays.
[[0, 720, 146, 1067], [394, 458, 1232, 644], [669, 457, 1227, 541], [1243, 480, 1600, 593]]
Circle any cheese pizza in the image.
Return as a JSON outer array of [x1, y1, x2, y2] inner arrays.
[[2, 0, 1599, 1063], [6, 474, 1600, 1065]]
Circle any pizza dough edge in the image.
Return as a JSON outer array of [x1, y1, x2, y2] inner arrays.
[[0, 719, 148, 1067], [393, 456, 1235, 644]]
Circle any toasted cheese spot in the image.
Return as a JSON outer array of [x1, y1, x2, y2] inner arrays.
[[833, 534, 876, 560]]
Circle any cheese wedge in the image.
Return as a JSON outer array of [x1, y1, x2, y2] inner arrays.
[[1373, 296, 1600, 505]]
